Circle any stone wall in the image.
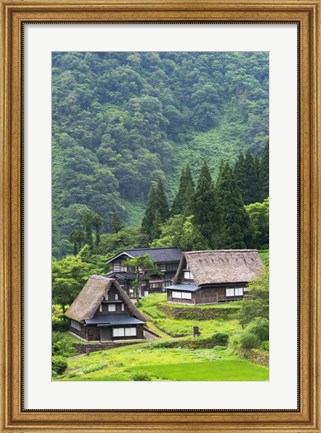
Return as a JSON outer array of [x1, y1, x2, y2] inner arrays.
[[242, 348, 269, 367]]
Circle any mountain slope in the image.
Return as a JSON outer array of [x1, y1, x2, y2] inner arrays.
[[52, 52, 269, 258]]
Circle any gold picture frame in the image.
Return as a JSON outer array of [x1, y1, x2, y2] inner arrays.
[[1, 0, 320, 431]]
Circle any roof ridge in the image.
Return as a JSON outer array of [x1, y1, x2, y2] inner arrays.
[[185, 249, 259, 254], [126, 247, 180, 251]]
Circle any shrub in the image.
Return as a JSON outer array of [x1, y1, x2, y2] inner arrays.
[[52, 320, 69, 332], [129, 370, 153, 381], [52, 356, 68, 375], [246, 318, 269, 342], [239, 332, 260, 349], [52, 332, 77, 357], [211, 332, 229, 345], [261, 340, 269, 351]]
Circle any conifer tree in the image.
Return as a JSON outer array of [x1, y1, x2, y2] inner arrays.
[[183, 179, 196, 217], [155, 179, 170, 222], [150, 210, 162, 240], [234, 152, 260, 205], [141, 180, 170, 240], [192, 162, 221, 248], [234, 153, 246, 193], [260, 142, 269, 200], [217, 162, 254, 248], [171, 165, 195, 216]]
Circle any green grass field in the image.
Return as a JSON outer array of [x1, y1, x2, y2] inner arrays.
[[56, 342, 268, 382], [126, 360, 268, 381]]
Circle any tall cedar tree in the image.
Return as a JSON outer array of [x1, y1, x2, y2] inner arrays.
[[217, 162, 254, 248], [155, 180, 170, 222], [192, 162, 221, 248], [260, 142, 269, 200], [141, 180, 169, 240], [234, 152, 260, 205], [171, 165, 195, 216]]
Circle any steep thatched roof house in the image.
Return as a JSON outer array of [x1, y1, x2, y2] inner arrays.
[[166, 250, 263, 305], [105, 247, 182, 297], [65, 276, 146, 341]]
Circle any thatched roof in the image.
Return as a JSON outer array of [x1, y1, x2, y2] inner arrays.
[[173, 250, 263, 286], [65, 275, 146, 323]]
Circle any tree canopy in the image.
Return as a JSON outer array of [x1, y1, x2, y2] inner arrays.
[[52, 52, 269, 258]]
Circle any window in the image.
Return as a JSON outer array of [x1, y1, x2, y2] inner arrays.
[[184, 271, 194, 280], [112, 262, 127, 272], [166, 263, 178, 272], [104, 294, 109, 301], [99, 305, 102, 312], [160, 264, 166, 272], [71, 320, 81, 331], [125, 327, 137, 337], [108, 304, 116, 312], [115, 294, 119, 300], [150, 282, 162, 289], [113, 328, 125, 337], [226, 288, 235, 297], [127, 266, 136, 273], [121, 303, 125, 311], [226, 288, 244, 297], [172, 291, 182, 299], [182, 292, 192, 300]]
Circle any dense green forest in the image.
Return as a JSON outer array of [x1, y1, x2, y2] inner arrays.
[[52, 52, 269, 258]]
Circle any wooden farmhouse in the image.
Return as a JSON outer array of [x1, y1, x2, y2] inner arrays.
[[166, 249, 263, 305], [65, 276, 146, 341], [105, 247, 182, 297]]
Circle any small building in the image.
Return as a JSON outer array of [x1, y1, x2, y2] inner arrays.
[[65, 275, 146, 341], [166, 249, 263, 305], [105, 247, 182, 297]]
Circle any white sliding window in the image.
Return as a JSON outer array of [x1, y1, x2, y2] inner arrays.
[[181, 292, 192, 300], [172, 291, 182, 299], [125, 327, 137, 337], [235, 288, 244, 296], [226, 288, 235, 297], [113, 328, 125, 337]]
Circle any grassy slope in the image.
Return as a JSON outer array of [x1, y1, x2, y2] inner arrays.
[[140, 294, 242, 337], [57, 343, 268, 382]]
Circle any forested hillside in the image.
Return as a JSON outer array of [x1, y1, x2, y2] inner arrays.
[[52, 52, 269, 258]]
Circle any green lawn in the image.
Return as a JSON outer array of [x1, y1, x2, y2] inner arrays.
[[153, 318, 242, 337], [126, 360, 268, 381], [56, 342, 268, 382]]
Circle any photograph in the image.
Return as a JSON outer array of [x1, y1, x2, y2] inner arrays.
[[2, 0, 320, 429], [51, 51, 270, 382]]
